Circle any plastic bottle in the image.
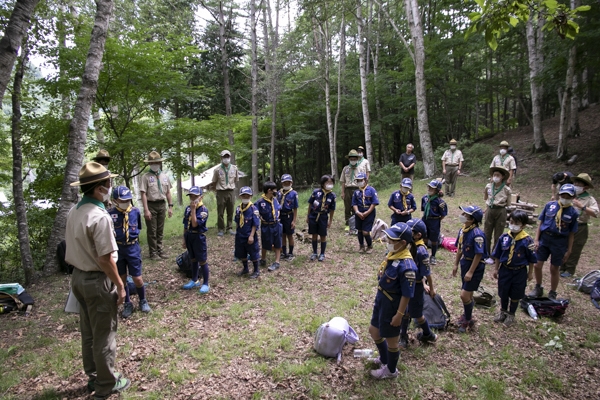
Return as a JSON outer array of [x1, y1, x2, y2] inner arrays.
[[527, 304, 538, 320], [353, 349, 377, 358]]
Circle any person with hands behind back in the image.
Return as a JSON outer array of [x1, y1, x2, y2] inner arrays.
[[307, 175, 336, 262], [181, 186, 210, 294]]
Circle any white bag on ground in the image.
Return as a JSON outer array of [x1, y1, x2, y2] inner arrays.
[[371, 219, 388, 241], [314, 317, 359, 362]]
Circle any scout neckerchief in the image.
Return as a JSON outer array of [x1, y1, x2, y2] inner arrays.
[[415, 239, 425, 248], [401, 190, 408, 210], [379, 247, 412, 276], [260, 194, 276, 220], [488, 182, 506, 207], [150, 168, 163, 194], [239, 201, 253, 228], [457, 223, 476, 252], [507, 230, 529, 265], [498, 153, 509, 167], [555, 201, 570, 232], [359, 186, 367, 208], [449, 148, 455, 164], [116, 203, 133, 242], [424, 194, 438, 219], [187, 200, 204, 229], [221, 163, 231, 186], [280, 187, 292, 206], [320, 188, 332, 212], [77, 195, 105, 210], [349, 163, 357, 182]]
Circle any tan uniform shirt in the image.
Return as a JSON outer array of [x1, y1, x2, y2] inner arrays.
[[340, 163, 369, 188], [212, 164, 239, 190], [490, 154, 516, 171], [485, 183, 512, 207], [574, 194, 599, 224], [441, 149, 464, 166], [140, 171, 171, 201], [65, 199, 118, 272], [359, 158, 371, 173]]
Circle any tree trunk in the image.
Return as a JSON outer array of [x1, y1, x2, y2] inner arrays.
[[332, 15, 345, 177], [218, 2, 235, 162], [356, 0, 372, 162], [526, 15, 548, 153], [568, 0, 580, 138], [43, 0, 114, 275], [372, 5, 386, 165], [0, 0, 40, 106], [250, 0, 259, 194], [557, 43, 576, 160]]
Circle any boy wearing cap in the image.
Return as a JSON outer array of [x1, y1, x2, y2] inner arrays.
[[108, 186, 150, 317], [528, 184, 579, 299], [388, 178, 416, 225], [560, 174, 599, 277], [352, 173, 379, 253], [256, 181, 283, 271], [181, 186, 210, 294], [277, 174, 299, 261], [307, 175, 336, 261], [421, 180, 447, 265], [368, 222, 417, 380], [483, 166, 512, 258], [441, 139, 463, 197], [235, 187, 261, 278], [452, 205, 488, 333], [490, 141, 517, 185], [340, 150, 368, 230], [212, 150, 239, 236]]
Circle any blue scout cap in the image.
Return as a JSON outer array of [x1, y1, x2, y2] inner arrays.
[[112, 186, 133, 201], [558, 183, 576, 197], [281, 174, 293, 182], [355, 172, 367, 180], [239, 186, 253, 196], [427, 180, 442, 190], [406, 218, 427, 237], [186, 186, 203, 196], [401, 178, 413, 188], [384, 222, 414, 243], [459, 205, 484, 223]]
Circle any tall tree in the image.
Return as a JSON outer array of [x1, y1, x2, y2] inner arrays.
[[356, 0, 372, 162], [250, 0, 259, 193], [526, 14, 548, 152]]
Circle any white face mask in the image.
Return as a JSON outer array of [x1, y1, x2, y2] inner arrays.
[[387, 242, 397, 253], [492, 176, 501, 183], [325, 184, 334, 191], [450, 145, 456, 150], [117, 201, 130, 209], [358, 153, 363, 157], [401, 187, 409, 194], [358, 181, 366, 188], [150, 164, 160, 172], [459, 215, 468, 224], [509, 224, 523, 233], [282, 185, 292, 191], [499, 149, 507, 156], [241, 198, 250, 205], [350, 160, 357, 166], [574, 186, 584, 195], [101, 186, 112, 202], [559, 198, 573, 206], [222, 158, 230, 165]]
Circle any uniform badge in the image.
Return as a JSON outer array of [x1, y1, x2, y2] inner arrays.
[[475, 237, 484, 245], [200, 212, 208, 219], [404, 271, 416, 281], [253, 210, 260, 216], [149, 176, 155, 183]]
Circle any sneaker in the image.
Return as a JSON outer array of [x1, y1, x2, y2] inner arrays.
[[318, 254, 325, 262], [93, 376, 131, 399], [494, 310, 507, 323], [370, 366, 398, 380], [158, 252, 169, 259], [503, 313, 515, 327], [560, 271, 572, 278], [399, 334, 409, 349], [457, 314, 466, 325], [527, 286, 543, 298], [350, 229, 358, 235], [199, 284, 210, 294], [310, 253, 318, 261], [281, 253, 289, 260], [366, 246, 373, 254], [122, 302, 134, 319], [548, 290, 557, 300], [149, 254, 161, 261], [87, 373, 122, 393], [237, 269, 249, 277], [268, 262, 280, 271], [182, 280, 201, 290], [139, 299, 151, 313], [249, 271, 260, 279], [228, 229, 235, 235], [430, 256, 437, 265], [345, 226, 350, 231], [358, 246, 366, 253], [286, 254, 295, 261], [217, 231, 224, 237], [458, 319, 475, 333], [259, 259, 267, 267], [417, 332, 438, 344], [367, 356, 383, 366]]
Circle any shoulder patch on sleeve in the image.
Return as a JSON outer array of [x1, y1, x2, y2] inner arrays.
[[404, 271, 416, 280], [474, 236, 484, 244], [439, 202, 446, 209], [253, 210, 260, 216]]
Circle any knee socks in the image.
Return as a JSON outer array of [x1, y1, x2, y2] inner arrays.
[[509, 299, 519, 314], [431, 244, 438, 257], [252, 260, 259, 273], [191, 261, 200, 282], [357, 231, 364, 247], [282, 246, 287, 256], [419, 319, 432, 337], [400, 315, 410, 337], [312, 240, 318, 254], [374, 338, 388, 365], [201, 263, 209, 286], [136, 285, 146, 301], [242, 260, 249, 273], [320, 241, 327, 255], [364, 233, 372, 248], [289, 245, 294, 256], [124, 282, 130, 303], [387, 347, 400, 373], [501, 297, 509, 311], [464, 300, 474, 321]]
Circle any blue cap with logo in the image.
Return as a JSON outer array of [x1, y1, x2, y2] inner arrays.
[[558, 183, 576, 197], [112, 186, 133, 201], [281, 174, 293, 182], [239, 186, 253, 196], [427, 180, 442, 190], [384, 222, 414, 243], [186, 186, 203, 196], [459, 205, 484, 223], [356, 172, 367, 180], [406, 218, 427, 237], [401, 178, 413, 188]]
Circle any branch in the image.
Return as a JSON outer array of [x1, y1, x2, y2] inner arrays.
[[372, 0, 415, 64]]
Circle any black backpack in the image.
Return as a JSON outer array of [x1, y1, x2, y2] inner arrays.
[[0, 291, 35, 314], [176, 251, 192, 278], [422, 293, 451, 330], [520, 296, 569, 318]]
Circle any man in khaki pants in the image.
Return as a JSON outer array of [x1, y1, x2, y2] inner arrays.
[[212, 150, 239, 236], [441, 139, 464, 197], [66, 162, 130, 399]]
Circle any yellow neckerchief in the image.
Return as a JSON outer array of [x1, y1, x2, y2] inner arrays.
[[261, 194, 276, 220], [321, 188, 332, 212], [457, 223, 476, 252], [116, 204, 132, 242], [488, 181, 506, 207], [239, 201, 253, 228], [378, 247, 413, 276], [188, 200, 204, 229], [280, 187, 292, 205], [414, 239, 425, 247], [401, 190, 409, 210], [507, 230, 529, 264], [359, 186, 367, 207], [555, 201, 570, 232]]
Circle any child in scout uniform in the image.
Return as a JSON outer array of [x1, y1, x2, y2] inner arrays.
[[490, 141, 517, 185], [560, 173, 598, 278], [483, 166, 512, 260], [492, 210, 537, 326], [421, 180, 447, 265], [181, 186, 210, 294], [109, 186, 151, 318], [528, 184, 579, 299], [398, 218, 437, 347], [441, 139, 464, 197], [277, 174, 299, 261], [235, 187, 261, 279], [452, 205, 487, 333], [256, 181, 283, 272], [352, 173, 380, 254], [368, 223, 417, 380], [306, 175, 336, 261], [388, 178, 417, 226]]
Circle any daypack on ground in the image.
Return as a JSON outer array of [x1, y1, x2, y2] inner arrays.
[[371, 219, 388, 241], [314, 317, 359, 362], [176, 251, 192, 278], [520, 296, 570, 318], [0, 291, 34, 314], [421, 293, 450, 330], [576, 270, 600, 294], [473, 286, 497, 309], [590, 277, 600, 310], [348, 215, 356, 232]]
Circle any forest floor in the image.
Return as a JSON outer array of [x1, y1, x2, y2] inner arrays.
[[1, 104, 600, 400]]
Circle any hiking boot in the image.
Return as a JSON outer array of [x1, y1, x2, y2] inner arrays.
[[494, 310, 507, 323], [228, 229, 235, 235], [548, 290, 557, 300], [458, 319, 475, 333], [527, 286, 543, 298], [93, 376, 131, 400], [259, 259, 267, 267], [182, 280, 201, 290], [503, 313, 516, 327], [417, 332, 438, 344], [318, 254, 325, 262], [286, 254, 295, 261], [249, 271, 260, 279], [158, 252, 169, 259], [237, 269, 249, 277], [430, 256, 437, 265], [149, 254, 161, 261], [399, 334, 409, 349], [560, 271, 572, 278], [217, 231, 224, 237], [370, 366, 398, 380], [358, 246, 366, 253], [268, 262, 280, 271], [199, 284, 210, 294], [310, 253, 318, 261], [122, 302, 134, 319], [139, 299, 151, 313], [366, 246, 374, 254]]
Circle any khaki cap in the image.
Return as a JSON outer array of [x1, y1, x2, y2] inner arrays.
[[92, 149, 111, 161], [573, 173, 594, 188], [70, 162, 118, 187], [144, 151, 164, 163]]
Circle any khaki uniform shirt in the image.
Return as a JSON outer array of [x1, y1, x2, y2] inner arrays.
[[574, 193, 599, 224], [441, 149, 464, 166], [485, 183, 512, 207], [140, 171, 171, 201], [359, 158, 371, 172], [65, 198, 118, 272], [212, 164, 239, 190], [340, 163, 368, 188], [490, 154, 516, 171]]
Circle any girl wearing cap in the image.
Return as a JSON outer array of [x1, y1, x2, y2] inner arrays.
[[388, 178, 417, 225], [182, 186, 210, 294], [421, 180, 447, 265], [368, 222, 417, 380], [352, 173, 379, 254], [528, 184, 579, 299], [560, 174, 599, 277], [452, 205, 488, 333], [483, 166, 512, 258], [306, 175, 336, 261]]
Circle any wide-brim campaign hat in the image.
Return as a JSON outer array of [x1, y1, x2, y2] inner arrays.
[[489, 166, 509, 180], [572, 173, 594, 188], [186, 186, 203, 196], [449, 139, 458, 145], [220, 150, 231, 157], [70, 162, 118, 187], [499, 140, 509, 147], [346, 149, 359, 158], [92, 149, 111, 161], [144, 151, 164, 163], [357, 146, 365, 151]]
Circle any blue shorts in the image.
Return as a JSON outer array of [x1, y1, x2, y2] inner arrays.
[[116, 243, 142, 277], [308, 213, 329, 237], [185, 232, 207, 263], [234, 234, 260, 261], [536, 232, 568, 267], [391, 213, 410, 226], [261, 223, 282, 250], [407, 282, 425, 318], [498, 265, 528, 301], [370, 291, 401, 338], [281, 211, 295, 235], [460, 259, 485, 292], [356, 210, 376, 232], [424, 219, 441, 242]]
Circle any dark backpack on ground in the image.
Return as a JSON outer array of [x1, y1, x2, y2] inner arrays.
[[576, 270, 600, 294], [421, 293, 450, 330], [473, 286, 497, 309], [176, 251, 192, 278], [590, 278, 600, 309], [520, 296, 569, 318], [0, 291, 34, 314]]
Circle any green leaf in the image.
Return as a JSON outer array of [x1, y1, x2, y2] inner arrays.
[[469, 12, 482, 22], [475, 0, 485, 9], [509, 16, 519, 27], [575, 5, 590, 12], [543, 0, 558, 11]]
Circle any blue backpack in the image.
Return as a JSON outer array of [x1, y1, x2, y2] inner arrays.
[[421, 293, 451, 330], [591, 277, 600, 310]]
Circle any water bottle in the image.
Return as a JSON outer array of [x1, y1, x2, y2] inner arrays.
[[527, 304, 538, 320], [353, 349, 377, 358]]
